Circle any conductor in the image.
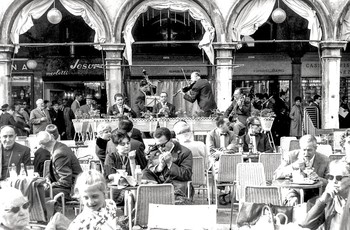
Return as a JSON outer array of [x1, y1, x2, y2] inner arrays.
[[182, 72, 217, 117]]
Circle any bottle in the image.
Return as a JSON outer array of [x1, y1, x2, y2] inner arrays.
[[135, 165, 142, 185], [238, 138, 243, 154], [248, 139, 253, 155], [9, 163, 17, 178], [19, 163, 27, 177]]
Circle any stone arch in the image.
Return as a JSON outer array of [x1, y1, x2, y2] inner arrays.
[[113, 0, 225, 43], [226, 0, 333, 43], [0, 0, 113, 44], [338, 1, 350, 40]]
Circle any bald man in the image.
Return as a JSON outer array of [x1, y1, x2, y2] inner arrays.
[[0, 126, 31, 180], [30, 98, 52, 134]]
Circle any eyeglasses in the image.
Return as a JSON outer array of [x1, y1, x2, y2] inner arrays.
[[4, 201, 30, 214], [156, 140, 170, 149], [326, 174, 349, 181], [252, 123, 261, 127]]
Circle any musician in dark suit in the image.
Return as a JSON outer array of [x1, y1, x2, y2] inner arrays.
[[182, 72, 217, 117], [0, 126, 31, 180], [108, 93, 136, 118], [241, 116, 273, 153], [224, 88, 251, 135], [152, 92, 176, 118], [133, 80, 150, 118]]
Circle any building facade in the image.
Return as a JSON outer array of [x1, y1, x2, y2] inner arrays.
[[0, 0, 349, 128]]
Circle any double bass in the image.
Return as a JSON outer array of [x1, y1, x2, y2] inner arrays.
[[142, 69, 157, 95]]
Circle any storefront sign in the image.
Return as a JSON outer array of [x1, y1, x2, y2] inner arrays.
[[232, 59, 292, 76], [44, 58, 104, 76], [302, 61, 350, 77], [11, 60, 33, 73]]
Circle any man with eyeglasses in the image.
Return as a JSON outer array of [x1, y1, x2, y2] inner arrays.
[[274, 134, 330, 204], [241, 116, 273, 153], [152, 92, 176, 118], [0, 187, 30, 230], [301, 159, 350, 230], [142, 127, 193, 199]]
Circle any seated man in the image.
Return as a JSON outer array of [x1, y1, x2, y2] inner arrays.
[[142, 127, 193, 199], [173, 120, 209, 170], [274, 134, 329, 204], [241, 116, 273, 153], [301, 159, 350, 230], [152, 92, 176, 118], [108, 93, 136, 118], [206, 116, 237, 166], [0, 125, 31, 180], [37, 131, 82, 199]]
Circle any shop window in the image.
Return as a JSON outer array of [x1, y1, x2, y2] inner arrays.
[[11, 76, 31, 107]]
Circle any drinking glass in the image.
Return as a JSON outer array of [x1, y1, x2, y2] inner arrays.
[[26, 165, 35, 177]]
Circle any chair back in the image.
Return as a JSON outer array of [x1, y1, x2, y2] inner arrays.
[[191, 157, 206, 186], [316, 144, 333, 157], [333, 131, 345, 151], [329, 154, 345, 162], [217, 154, 243, 183], [43, 160, 51, 178], [280, 136, 297, 154], [236, 163, 266, 201], [289, 140, 300, 151], [134, 184, 175, 228], [244, 185, 283, 205], [259, 153, 282, 181]]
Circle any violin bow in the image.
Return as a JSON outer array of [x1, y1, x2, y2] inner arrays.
[[181, 68, 190, 85]]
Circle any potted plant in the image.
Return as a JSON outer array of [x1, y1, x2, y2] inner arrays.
[[251, 108, 276, 132]]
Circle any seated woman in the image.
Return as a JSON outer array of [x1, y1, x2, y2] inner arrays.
[[0, 187, 30, 230], [104, 131, 144, 205], [95, 123, 112, 165], [68, 170, 122, 230]]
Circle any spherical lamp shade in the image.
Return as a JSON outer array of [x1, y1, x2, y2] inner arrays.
[[26, 59, 37, 70], [271, 8, 286, 24], [47, 8, 62, 24]]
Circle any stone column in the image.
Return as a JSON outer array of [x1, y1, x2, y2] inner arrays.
[[291, 57, 301, 101], [213, 43, 235, 111], [320, 41, 347, 129], [101, 43, 125, 109], [0, 45, 14, 106]]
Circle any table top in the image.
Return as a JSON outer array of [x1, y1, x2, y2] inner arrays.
[[108, 183, 138, 190], [272, 179, 324, 189]]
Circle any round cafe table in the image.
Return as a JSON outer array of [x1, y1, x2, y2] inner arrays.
[[272, 179, 324, 203]]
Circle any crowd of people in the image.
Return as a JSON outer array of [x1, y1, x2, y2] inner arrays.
[[1, 71, 350, 230]]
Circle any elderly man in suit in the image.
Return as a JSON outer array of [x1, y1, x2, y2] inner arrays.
[[30, 99, 52, 134], [274, 134, 330, 204], [182, 72, 217, 117], [152, 92, 176, 118], [0, 126, 31, 180], [108, 93, 136, 118], [241, 116, 273, 153], [133, 79, 150, 118], [37, 131, 82, 199]]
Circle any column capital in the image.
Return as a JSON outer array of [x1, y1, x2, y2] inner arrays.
[[100, 43, 125, 52], [320, 41, 347, 50], [213, 42, 237, 51]]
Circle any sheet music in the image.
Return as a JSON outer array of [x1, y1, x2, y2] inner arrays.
[[339, 107, 349, 118]]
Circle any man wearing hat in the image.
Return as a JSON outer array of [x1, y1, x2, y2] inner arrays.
[[80, 94, 94, 117], [30, 99, 52, 134], [133, 79, 150, 118]]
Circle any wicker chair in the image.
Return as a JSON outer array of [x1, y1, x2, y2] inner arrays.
[[130, 184, 175, 229], [329, 154, 345, 162], [280, 136, 297, 154], [236, 162, 266, 201], [289, 140, 300, 151], [213, 154, 243, 208], [244, 185, 283, 205], [258, 153, 282, 183], [187, 156, 210, 204]]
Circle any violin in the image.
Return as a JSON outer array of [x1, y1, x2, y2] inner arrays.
[[173, 68, 196, 97]]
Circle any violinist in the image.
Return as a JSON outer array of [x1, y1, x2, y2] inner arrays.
[[224, 88, 251, 136], [132, 79, 150, 118], [152, 92, 176, 118], [108, 93, 136, 118], [182, 72, 217, 117]]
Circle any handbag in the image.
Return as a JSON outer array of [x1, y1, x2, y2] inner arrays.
[[254, 205, 288, 230], [236, 202, 293, 228]]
